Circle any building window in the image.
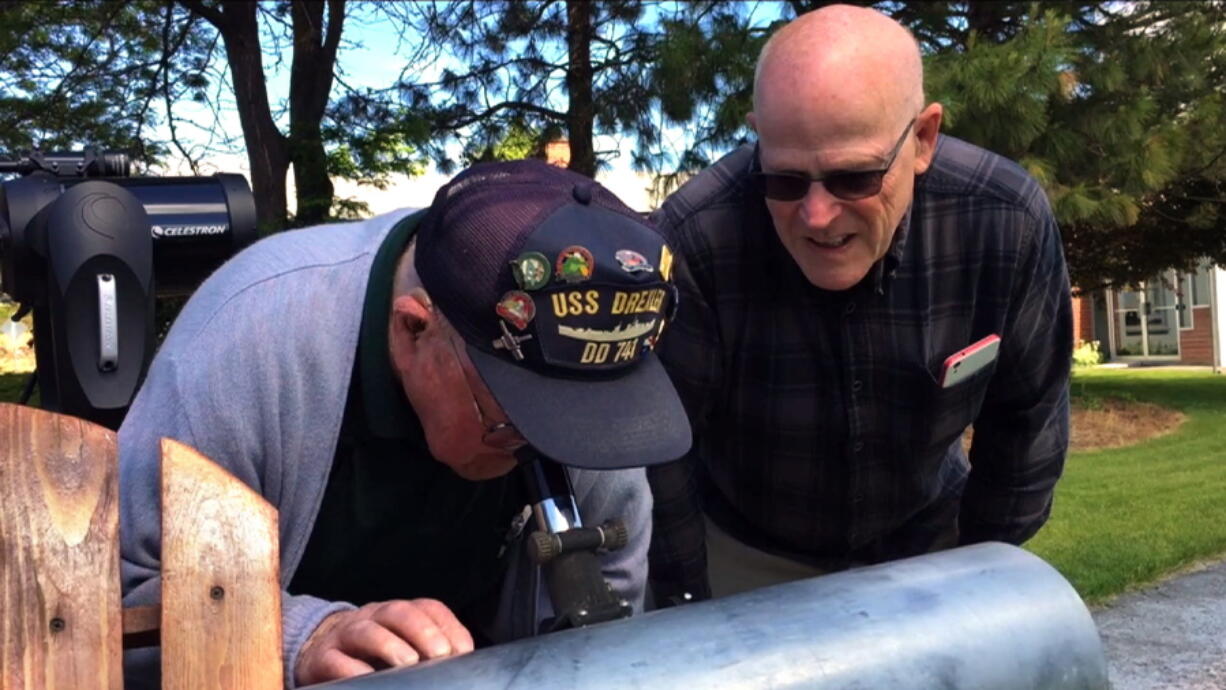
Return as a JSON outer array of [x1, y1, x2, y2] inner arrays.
[[1191, 260, 1211, 307]]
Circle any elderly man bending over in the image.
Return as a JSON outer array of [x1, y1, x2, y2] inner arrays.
[[120, 160, 690, 687]]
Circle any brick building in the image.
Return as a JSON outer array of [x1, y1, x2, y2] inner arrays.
[[1071, 261, 1225, 370]]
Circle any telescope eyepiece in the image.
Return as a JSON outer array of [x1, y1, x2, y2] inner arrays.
[[87, 150, 131, 177]]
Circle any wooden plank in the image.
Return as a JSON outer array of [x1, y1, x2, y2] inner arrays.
[[159, 438, 282, 690], [0, 403, 123, 689]]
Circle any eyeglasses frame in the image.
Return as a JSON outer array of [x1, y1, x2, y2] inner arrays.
[[751, 117, 918, 202], [447, 336, 526, 451]]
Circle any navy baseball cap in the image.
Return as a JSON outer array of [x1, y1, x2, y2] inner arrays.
[[415, 160, 691, 469]]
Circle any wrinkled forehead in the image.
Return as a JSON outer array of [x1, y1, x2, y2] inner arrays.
[[758, 78, 898, 138]]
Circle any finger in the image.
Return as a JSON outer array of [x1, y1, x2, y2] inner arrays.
[[374, 600, 457, 659], [412, 598, 476, 654], [302, 647, 376, 685], [338, 618, 421, 668]]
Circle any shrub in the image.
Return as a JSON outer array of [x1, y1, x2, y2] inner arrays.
[[1073, 339, 1103, 368]]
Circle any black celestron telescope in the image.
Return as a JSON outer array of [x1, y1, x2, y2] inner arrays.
[[0, 147, 257, 428]]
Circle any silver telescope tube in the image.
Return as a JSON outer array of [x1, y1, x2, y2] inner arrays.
[[316, 542, 1108, 689]]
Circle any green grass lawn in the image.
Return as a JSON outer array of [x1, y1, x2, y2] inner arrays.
[[1026, 368, 1226, 605]]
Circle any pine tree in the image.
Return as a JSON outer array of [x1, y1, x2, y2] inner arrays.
[[922, 2, 1226, 289], [373, 1, 743, 179]]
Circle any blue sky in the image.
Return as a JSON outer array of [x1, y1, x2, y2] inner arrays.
[[163, 2, 788, 213]]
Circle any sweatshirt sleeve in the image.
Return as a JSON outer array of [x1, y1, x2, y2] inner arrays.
[[118, 353, 353, 689]]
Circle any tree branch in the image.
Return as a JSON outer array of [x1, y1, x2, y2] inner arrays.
[[1172, 195, 1226, 205], [440, 100, 567, 130], [1187, 145, 1226, 178], [325, 0, 345, 53], [179, 0, 226, 29], [161, 8, 201, 174], [135, 2, 199, 167], [43, 2, 128, 109], [429, 56, 562, 88]]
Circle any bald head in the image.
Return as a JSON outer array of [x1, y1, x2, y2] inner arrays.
[[753, 5, 924, 138]]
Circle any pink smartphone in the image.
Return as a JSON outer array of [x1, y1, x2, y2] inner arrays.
[[940, 334, 1001, 388]]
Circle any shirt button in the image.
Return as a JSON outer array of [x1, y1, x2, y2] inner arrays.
[[852, 380, 863, 393], [853, 441, 864, 452], [844, 302, 856, 315]]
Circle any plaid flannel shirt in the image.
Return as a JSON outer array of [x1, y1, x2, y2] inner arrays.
[[647, 135, 1072, 603]]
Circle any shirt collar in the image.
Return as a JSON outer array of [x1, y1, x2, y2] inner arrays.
[[871, 204, 913, 295], [358, 209, 428, 439]]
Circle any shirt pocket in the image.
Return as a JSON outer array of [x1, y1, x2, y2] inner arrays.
[[918, 357, 996, 456]]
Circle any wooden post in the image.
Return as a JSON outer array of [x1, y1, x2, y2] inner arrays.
[[0, 403, 124, 689], [159, 438, 283, 690]]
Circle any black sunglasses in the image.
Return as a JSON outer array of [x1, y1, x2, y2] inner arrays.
[[751, 118, 917, 202]]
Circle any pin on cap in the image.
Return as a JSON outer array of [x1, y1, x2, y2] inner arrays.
[[492, 321, 533, 361], [555, 246, 594, 283], [658, 245, 675, 282], [615, 249, 654, 273], [511, 251, 550, 291], [496, 290, 536, 330]]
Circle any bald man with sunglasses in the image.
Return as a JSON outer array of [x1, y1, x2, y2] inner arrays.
[[647, 5, 1072, 605]]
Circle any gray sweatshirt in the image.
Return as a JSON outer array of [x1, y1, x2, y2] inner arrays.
[[118, 208, 652, 688]]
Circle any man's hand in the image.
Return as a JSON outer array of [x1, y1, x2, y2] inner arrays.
[[295, 599, 475, 686]]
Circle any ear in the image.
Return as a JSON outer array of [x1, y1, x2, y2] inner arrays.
[[388, 290, 436, 372], [746, 110, 758, 132], [911, 102, 944, 176]]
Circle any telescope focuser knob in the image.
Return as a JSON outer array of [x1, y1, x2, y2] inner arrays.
[[527, 520, 629, 565], [599, 520, 628, 552], [529, 531, 561, 565]]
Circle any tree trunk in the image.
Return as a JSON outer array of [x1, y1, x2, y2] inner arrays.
[[565, 0, 596, 178], [186, 0, 290, 233], [288, 0, 344, 226]]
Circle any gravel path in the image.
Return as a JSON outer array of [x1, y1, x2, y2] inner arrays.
[[1092, 559, 1226, 689]]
